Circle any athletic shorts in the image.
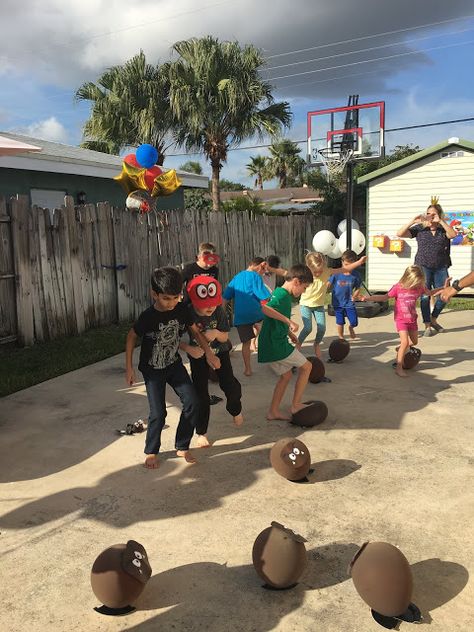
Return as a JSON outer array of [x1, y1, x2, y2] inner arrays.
[[269, 348, 309, 376], [395, 320, 418, 332], [236, 322, 261, 343], [334, 306, 358, 327]]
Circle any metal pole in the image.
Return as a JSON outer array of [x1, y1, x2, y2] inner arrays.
[[346, 160, 354, 250]]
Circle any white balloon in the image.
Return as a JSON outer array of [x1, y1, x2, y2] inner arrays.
[[328, 242, 342, 259], [312, 230, 336, 255], [338, 229, 366, 255], [337, 218, 360, 236]]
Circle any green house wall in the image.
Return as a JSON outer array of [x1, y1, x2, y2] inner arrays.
[[0, 168, 185, 209]]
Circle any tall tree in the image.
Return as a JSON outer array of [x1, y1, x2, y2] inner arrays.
[[165, 36, 291, 211], [179, 160, 203, 174], [246, 155, 269, 189], [75, 51, 172, 164], [268, 139, 304, 188]]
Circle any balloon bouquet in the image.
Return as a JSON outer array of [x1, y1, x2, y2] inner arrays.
[[114, 144, 181, 217], [312, 219, 365, 258]]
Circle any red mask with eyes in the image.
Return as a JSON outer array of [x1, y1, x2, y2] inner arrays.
[[187, 275, 222, 308], [202, 252, 220, 266]]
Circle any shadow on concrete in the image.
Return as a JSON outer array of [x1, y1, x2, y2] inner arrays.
[[120, 545, 356, 631], [309, 459, 361, 483], [411, 558, 470, 624]]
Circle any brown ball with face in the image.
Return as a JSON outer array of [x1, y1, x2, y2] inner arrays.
[[91, 541, 152, 609], [349, 541, 413, 617], [329, 339, 350, 362], [308, 356, 325, 383], [403, 347, 421, 370], [291, 401, 328, 427], [252, 522, 307, 588], [270, 438, 311, 481]]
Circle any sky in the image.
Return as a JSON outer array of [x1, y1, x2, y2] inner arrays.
[[1, 0, 474, 187]]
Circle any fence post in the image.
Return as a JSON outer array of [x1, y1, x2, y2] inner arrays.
[[64, 196, 85, 334], [11, 195, 34, 345]]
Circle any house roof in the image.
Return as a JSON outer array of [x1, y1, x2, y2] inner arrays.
[[0, 131, 208, 188], [357, 138, 474, 185], [220, 186, 322, 203]]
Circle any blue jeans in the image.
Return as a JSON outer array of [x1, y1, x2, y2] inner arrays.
[[298, 305, 326, 345], [420, 266, 448, 324], [143, 360, 199, 454]]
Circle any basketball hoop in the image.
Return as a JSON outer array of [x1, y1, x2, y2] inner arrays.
[[318, 147, 354, 181]]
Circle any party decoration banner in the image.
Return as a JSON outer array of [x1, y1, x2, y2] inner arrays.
[[445, 211, 474, 246]]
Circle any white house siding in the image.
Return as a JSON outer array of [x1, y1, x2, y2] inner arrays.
[[366, 150, 474, 292]]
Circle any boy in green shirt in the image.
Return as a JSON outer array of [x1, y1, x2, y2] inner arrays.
[[258, 264, 313, 421]]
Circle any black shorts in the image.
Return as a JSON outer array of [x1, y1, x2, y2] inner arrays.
[[236, 322, 261, 343]]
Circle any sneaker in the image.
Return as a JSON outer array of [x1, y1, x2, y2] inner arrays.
[[209, 395, 223, 405], [431, 322, 444, 332], [421, 327, 434, 337]]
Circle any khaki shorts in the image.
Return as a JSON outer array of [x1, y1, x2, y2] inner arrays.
[[269, 348, 309, 376]]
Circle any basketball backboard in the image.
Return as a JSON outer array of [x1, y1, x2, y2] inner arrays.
[[307, 101, 385, 166]]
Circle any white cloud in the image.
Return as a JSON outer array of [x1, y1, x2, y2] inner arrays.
[[23, 117, 69, 143]]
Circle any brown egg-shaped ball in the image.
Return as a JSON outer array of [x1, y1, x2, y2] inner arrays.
[[292, 401, 328, 427], [308, 356, 325, 383], [329, 339, 350, 362], [403, 347, 421, 370], [91, 544, 145, 608], [252, 522, 307, 588], [349, 541, 413, 617], [270, 438, 311, 481]]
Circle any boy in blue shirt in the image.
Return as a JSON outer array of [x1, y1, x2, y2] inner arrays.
[[222, 257, 270, 376], [328, 250, 363, 340]]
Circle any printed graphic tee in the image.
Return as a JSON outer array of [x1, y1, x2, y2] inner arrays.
[[133, 303, 194, 375], [388, 283, 426, 328], [328, 272, 361, 308], [187, 305, 232, 355]]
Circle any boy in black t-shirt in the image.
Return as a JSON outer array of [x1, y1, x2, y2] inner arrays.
[[180, 275, 243, 447], [126, 267, 220, 469]]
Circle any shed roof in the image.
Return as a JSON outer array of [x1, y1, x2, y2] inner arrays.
[[0, 131, 208, 188], [357, 138, 474, 185]]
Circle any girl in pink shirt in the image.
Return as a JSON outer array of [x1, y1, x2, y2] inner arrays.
[[362, 266, 445, 377]]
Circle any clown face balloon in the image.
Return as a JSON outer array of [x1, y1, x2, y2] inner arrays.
[[252, 522, 307, 589], [91, 541, 152, 610], [187, 275, 222, 310], [349, 541, 413, 617], [270, 438, 311, 481]]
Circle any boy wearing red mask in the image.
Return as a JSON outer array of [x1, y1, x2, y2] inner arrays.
[[181, 275, 243, 447]]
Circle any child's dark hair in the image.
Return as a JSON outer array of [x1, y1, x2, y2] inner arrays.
[[341, 249, 358, 264], [249, 256, 265, 266], [151, 267, 183, 295], [284, 264, 313, 284], [266, 255, 281, 268]]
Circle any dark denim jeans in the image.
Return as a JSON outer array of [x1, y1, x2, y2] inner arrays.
[[189, 351, 242, 435], [143, 360, 199, 454], [421, 266, 448, 324]]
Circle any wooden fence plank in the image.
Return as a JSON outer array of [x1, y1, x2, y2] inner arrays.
[[0, 197, 17, 341], [65, 197, 86, 334], [10, 196, 34, 345]]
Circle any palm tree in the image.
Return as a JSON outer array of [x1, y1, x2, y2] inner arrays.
[[75, 51, 172, 164], [165, 36, 291, 211], [179, 161, 203, 175], [268, 139, 304, 188], [246, 155, 269, 189]]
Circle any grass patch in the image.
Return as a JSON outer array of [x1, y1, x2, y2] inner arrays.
[[1, 321, 133, 398]]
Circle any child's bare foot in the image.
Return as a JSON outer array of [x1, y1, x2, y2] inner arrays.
[[144, 454, 159, 469], [196, 434, 212, 448], [349, 327, 357, 339], [395, 366, 408, 378], [338, 336, 346, 341], [176, 449, 197, 463], [266, 409, 291, 421], [244, 369, 252, 377], [291, 402, 311, 415], [233, 413, 244, 426]]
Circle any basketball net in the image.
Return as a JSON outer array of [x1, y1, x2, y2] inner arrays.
[[318, 147, 354, 181]]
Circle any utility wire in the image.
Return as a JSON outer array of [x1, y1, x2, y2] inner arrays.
[[165, 117, 474, 156], [267, 38, 474, 81], [265, 13, 474, 59]]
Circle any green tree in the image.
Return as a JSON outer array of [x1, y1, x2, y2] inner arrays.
[[219, 179, 246, 191], [354, 143, 421, 178], [165, 36, 291, 211], [75, 51, 171, 164], [246, 155, 270, 189], [179, 160, 203, 174], [267, 139, 304, 188], [306, 168, 345, 218], [222, 195, 265, 214]]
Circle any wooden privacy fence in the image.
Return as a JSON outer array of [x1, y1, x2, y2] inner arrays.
[[0, 195, 335, 346]]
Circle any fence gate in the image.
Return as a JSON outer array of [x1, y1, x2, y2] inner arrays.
[[0, 197, 17, 344]]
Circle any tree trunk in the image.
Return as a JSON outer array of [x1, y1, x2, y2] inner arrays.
[[211, 160, 221, 212], [258, 175, 263, 190]]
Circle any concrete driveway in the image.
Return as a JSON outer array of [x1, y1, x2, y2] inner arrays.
[[0, 308, 473, 631]]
